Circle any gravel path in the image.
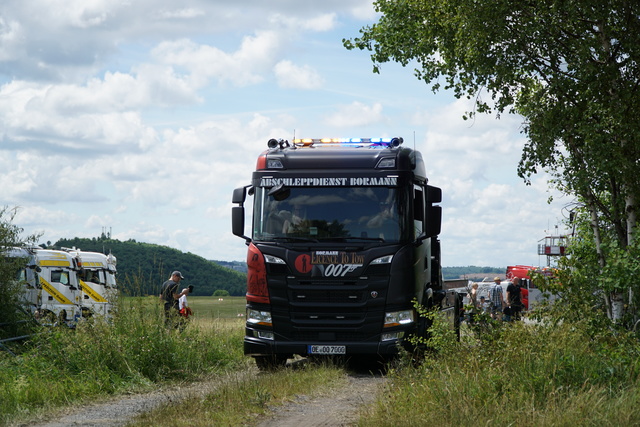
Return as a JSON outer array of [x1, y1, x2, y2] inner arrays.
[[257, 374, 385, 427], [14, 364, 385, 427], [15, 370, 255, 427]]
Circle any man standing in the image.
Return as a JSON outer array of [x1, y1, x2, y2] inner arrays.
[[507, 277, 524, 321], [160, 271, 188, 327], [489, 277, 505, 320]]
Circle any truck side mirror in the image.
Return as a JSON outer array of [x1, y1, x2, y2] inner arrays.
[[232, 206, 250, 242], [425, 205, 442, 237], [426, 185, 442, 203], [232, 187, 247, 204], [232, 186, 251, 242]]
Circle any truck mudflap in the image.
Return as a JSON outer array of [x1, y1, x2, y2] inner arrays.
[[244, 336, 403, 358]]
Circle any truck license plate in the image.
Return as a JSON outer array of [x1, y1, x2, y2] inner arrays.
[[308, 345, 346, 355]]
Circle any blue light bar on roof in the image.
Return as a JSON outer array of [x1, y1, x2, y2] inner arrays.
[[292, 137, 401, 147]]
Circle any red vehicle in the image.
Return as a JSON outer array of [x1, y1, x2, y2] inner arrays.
[[506, 265, 535, 280]]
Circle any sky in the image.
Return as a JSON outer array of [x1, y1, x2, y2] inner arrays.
[[0, 0, 573, 268]]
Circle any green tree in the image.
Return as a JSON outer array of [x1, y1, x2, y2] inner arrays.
[[0, 207, 39, 341], [345, 0, 640, 322], [213, 289, 230, 297], [54, 237, 247, 297]]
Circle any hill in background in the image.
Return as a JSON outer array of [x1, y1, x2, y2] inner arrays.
[[53, 237, 247, 297], [51, 237, 503, 295]]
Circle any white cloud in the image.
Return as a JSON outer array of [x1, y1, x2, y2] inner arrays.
[[274, 60, 324, 89], [0, 1, 569, 267], [156, 8, 206, 20], [325, 101, 384, 127], [151, 31, 284, 87], [269, 13, 338, 32]]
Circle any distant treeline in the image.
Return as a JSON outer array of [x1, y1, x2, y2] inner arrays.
[[50, 237, 501, 294], [442, 266, 504, 280], [53, 237, 247, 297]]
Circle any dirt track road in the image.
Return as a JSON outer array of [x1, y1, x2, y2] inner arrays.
[[257, 374, 385, 427], [18, 366, 385, 427]]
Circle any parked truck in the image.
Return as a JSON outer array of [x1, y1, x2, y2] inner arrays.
[[9, 247, 117, 326], [65, 249, 117, 319], [232, 137, 460, 369], [15, 247, 82, 326]]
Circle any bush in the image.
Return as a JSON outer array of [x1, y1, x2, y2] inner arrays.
[[213, 289, 230, 297], [0, 207, 39, 341], [0, 296, 244, 424], [364, 317, 640, 426]]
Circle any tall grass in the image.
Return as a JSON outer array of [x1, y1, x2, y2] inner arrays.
[[359, 317, 640, 426], [130, 363, 346, 426], [0, 295, 244, 425]]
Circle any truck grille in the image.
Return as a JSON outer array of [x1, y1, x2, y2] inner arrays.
[[268, 275, 387, 343]]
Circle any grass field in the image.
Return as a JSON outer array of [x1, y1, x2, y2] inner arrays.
[[1, 295, 248, 425], [188, 296, 246, 319], [126, 295, 246, 319], [121, 295, 247, 332]]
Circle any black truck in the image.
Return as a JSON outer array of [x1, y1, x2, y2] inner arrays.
[[232, 137, 459, 369]]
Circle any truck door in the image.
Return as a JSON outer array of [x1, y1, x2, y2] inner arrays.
[[413, 184, 428, 303]]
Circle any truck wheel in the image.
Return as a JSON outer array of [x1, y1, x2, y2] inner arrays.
[[254, 355, 288, 371]]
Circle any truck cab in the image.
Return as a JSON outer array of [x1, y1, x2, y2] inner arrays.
[[67, 249, 118, 320], [233, 137, 459, 368]]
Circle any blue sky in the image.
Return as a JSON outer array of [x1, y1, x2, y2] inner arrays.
[[0, 1, 571, 268]]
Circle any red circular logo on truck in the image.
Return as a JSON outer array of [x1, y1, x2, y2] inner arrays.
[[294, 254, 311, 274]]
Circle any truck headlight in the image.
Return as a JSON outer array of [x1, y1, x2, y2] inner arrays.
[[371, 255, 393, 264], [264, 254, 286, 264], [383, 310, 414, 328], [257, 331, 274, 340], [381, 331, 405, 342], [247, 309, 272, 326]]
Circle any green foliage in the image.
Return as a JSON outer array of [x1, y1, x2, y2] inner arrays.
[[53, 237, 247, 296], [0, 296, 244, 424], [371, 319, 640, 426], [532, 206, 640, 328], [407, 299, 460, 357], [345, 1, 640, 304], [0, 207, 40, 341], [132, 365, 345, 426], [345, 1, 640, 182], [213, 289, 230, 297]]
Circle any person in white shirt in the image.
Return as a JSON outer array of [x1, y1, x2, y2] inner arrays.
[[178, 285, 194, 320]]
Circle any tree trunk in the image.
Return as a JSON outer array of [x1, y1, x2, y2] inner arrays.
[[586, 193, 616, 319], [626, 192, 637, 323], [611, 292, 625, 322]]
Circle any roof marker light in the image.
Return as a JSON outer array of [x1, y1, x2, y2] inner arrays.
[[291, 137, 403, 148], [267, 159, 283, 169]]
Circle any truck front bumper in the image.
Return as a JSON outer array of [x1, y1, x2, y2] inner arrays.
[[244, 336, 403, 358]]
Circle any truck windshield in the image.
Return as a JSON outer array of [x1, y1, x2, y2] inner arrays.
[[253, 186, 405, 243]]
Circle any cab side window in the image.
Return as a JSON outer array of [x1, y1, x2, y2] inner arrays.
[[413, 185, 424, 239]]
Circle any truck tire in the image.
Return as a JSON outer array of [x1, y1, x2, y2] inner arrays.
[[254, 355, 288, 371]]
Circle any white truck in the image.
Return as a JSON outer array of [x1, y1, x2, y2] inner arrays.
[[9, 247, 117, 326], [65, 249, 117, 319], [22, 248, 82, 326]]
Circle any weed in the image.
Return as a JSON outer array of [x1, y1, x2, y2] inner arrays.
[[0, 295, 245, 424]]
